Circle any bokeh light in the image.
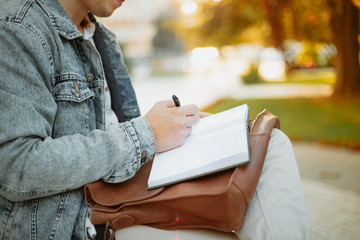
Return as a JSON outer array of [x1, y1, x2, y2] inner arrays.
[[181, 1, 198, 15]]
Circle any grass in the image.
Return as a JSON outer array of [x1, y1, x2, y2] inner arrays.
[[286, 68, 336, 84], [242, 67, 336, 84], [202, 97, 360, 151]]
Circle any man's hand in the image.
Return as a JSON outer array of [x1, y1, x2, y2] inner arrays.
[[145, 100, 200, 153]]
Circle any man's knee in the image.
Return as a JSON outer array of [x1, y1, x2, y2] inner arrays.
[[266, 128, 296, 164], [269, 128, 292, 150]]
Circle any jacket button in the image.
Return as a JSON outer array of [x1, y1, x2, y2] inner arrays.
[[86, 73, 94, 82], [141, 150, 147, 164]]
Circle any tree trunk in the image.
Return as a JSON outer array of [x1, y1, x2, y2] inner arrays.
[[329, 0, 360, 98], [259, 0, 284, 49]]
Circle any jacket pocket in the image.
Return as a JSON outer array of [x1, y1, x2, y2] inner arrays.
[[53, 74, 94, 103], [52, 74, 95, 137]]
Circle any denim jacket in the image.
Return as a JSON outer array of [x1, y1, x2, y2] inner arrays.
[[0, 0, 155, 239]]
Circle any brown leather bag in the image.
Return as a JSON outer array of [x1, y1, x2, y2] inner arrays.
[[85, 110, 280, 232]]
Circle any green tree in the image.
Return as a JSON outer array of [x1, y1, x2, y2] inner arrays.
[[153, 16, 184, 57], [180, 0, 360, 98], [279, 0, 360, 98], [177, 0, 266, 48], [327, 0, 360, 98]]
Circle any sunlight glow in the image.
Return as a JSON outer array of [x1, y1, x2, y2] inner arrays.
[[181, 1, 198, 15], [258, 60, 285, 81], [226, 58, 250, 76], [258, 48, 285, 81], [190, 47, 219, 71], [192, 47, 219, 60]]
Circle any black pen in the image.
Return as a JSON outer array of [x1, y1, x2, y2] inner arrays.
[[172, 95, 181, 107]]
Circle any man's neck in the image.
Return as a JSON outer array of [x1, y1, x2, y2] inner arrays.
[[58, 0, 89, 34]]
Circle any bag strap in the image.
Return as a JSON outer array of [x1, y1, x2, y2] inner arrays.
[[232, 109, 280, 204], [249, 109, 281, 137]]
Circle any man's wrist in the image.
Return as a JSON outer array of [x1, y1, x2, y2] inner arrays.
[[130, 116, 156, 164]]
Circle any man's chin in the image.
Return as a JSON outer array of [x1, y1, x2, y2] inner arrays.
[[93, 9, 117, 18], [117, 0, 125, 7]]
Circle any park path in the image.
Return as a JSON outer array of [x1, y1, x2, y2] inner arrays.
[[132, 76, 333, 113]]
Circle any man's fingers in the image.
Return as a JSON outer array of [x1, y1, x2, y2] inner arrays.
[[145, 100, 201, 153], [199, 111, 212, 118], [184, 126, 193, 138], [179, 104, 199, 116], [161, 99, 176, 108], [182, 115, 199, 127]]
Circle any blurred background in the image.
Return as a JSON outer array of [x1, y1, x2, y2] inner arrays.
[[98, 0, 360, 239]]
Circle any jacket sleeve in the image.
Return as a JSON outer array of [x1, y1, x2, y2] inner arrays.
[[0, 20, 155, 202]]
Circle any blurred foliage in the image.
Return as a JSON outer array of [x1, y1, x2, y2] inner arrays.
[[289, 42, 336, 69], [286, 68, 336, 84], [152, 16, 184, 57], [242, 65, 263, 84], [202, 97, 360, 150], [177, 0, 334, 48], [176, 0, 266, 48], [281, 0, 332, 42], [176, 0, 360, 98], [118, 41, 133, 75], [242, 68, 336, 84]]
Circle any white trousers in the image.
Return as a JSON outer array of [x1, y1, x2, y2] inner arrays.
[[115, 129, 313, 240]]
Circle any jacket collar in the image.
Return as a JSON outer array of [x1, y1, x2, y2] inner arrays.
[[37, 0, 83, 40]]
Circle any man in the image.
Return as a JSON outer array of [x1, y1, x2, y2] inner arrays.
[[0, 0, 312, 239]]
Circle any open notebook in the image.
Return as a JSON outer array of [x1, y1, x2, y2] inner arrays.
[[147, 104, 250, 189]]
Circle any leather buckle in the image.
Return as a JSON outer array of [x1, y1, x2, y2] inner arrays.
[[103, 222, 115, 240]]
